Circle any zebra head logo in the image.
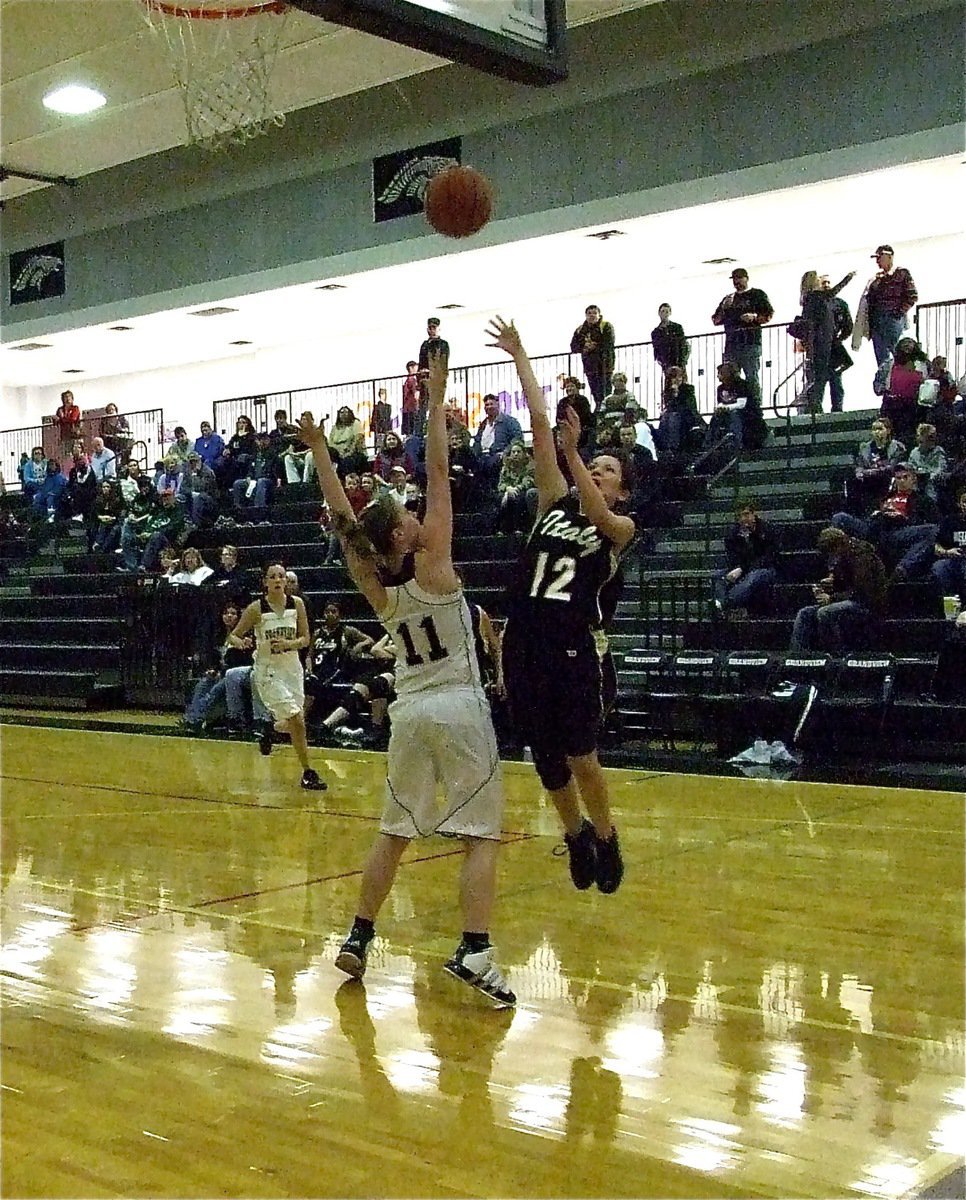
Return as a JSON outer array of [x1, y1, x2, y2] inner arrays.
[[376, 155, 458, 206]]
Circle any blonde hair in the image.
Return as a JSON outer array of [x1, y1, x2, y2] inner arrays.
[[799, 270, 820, 303]]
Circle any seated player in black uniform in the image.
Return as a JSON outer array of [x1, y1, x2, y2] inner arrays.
[[487, 316, 637, 894]]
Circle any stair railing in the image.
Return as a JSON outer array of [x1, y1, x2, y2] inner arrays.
[[771, 360, 809, 466]]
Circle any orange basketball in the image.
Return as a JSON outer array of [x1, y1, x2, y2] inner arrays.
[[424, 166, 493, 238]]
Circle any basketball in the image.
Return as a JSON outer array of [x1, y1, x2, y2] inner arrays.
[[424, 166, 493, 238]]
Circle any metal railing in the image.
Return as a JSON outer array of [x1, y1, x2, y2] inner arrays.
[[212, 323, 802, 444], [633, 575, 713, 650], [119, 577, 222, 707], [1, 407, 164, 491], [916, 297, 965, 379]]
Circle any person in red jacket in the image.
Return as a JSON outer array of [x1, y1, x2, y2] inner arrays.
[[54, 390, 81, 456]]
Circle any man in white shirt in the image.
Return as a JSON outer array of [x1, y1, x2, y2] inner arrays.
[[89, 437, 117, 482]]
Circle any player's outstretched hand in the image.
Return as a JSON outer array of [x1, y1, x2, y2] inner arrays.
[[556, 403, 581, 454], [426, 349, 448, 405], [297, 411, 323, 448], [485, 316, 523, 357]]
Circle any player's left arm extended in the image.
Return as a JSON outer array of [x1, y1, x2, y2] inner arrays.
[[558, 411, 635, 551], [419, 352, 459, 588]]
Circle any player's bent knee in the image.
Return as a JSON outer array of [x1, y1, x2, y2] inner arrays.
[[532, 748, 572, 793]]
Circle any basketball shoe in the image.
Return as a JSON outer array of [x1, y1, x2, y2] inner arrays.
[[595, 828, 624, 894], [300, 767, 327, 791], [443, 943, 516, 1008], [556, 818, 597, 890], [335, 931, 370, 980]]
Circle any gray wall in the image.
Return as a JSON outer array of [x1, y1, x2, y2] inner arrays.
[[3, 0, 963, 336]]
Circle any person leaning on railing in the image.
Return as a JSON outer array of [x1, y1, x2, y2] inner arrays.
[[100, 404, 133, 462]]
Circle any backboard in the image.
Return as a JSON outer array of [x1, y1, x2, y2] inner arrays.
[[287, 0, 567, 84]]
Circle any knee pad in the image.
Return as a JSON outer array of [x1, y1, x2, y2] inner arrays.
[[367, 673, 393, 702], [530, 746, 571, 793]]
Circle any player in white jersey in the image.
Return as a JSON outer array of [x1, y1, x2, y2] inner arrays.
[[228, 562, 327, 791], [297, 353, 514, 1008]]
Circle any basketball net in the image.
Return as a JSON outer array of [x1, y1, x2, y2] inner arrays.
[[137, 0, 290, 152]]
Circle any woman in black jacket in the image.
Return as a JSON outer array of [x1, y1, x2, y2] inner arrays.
[[217, 416, 258, 487], [799, 269, 855, 413], [657, 366, 704, 461]]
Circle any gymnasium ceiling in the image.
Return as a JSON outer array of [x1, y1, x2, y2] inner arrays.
[[0, 0, 655, 203]]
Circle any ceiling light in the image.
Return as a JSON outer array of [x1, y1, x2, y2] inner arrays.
[[587, 229, 624, 241], [189, 306, 238, 317], [63, 368, 84, 374], [702, 256, 737, 265], [43, 85, 107, 115], [108, 325, 133, 332], [230, 339, 253, 345], [10, 342, 52, 351], [437, 303, 463, 310], [315, 283, 346, 291]]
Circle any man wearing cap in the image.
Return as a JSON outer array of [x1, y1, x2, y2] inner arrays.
[[866, 245, 918, 366], [417, 317, 450, 436], [711, 269, 774, 405], [177, 449, 219, 526]]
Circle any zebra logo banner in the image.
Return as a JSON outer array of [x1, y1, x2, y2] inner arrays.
[[9, 241, 65, 305], [372, 138, 461, 224]]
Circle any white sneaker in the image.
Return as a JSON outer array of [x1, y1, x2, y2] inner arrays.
[[443, 944, 516, 1008]]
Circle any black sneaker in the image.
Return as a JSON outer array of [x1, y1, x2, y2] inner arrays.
[[300, 767, 327, 791], [258, 723, 273, 756], [559, 819, 597, 891], [443, 943, 516, 1008], [335, 932, 370, 980], [595, 828, 624, 895]]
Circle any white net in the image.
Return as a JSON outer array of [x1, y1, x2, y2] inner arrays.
[[138, 0, 290, 152]]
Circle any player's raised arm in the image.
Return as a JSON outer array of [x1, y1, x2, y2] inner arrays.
[[557, 407, 636, 551], [296, 413, 387, 612], [486, 316, 567, 513], [417, 351, 458, 582]]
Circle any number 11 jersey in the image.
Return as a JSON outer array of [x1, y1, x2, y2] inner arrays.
[[507, 494, 621, 642], [378, 580, 483, 697]]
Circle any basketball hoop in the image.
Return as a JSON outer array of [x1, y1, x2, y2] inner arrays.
[[137, 0, 290, 152]]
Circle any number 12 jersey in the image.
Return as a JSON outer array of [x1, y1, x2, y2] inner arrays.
[[506, 494, 622, 642]]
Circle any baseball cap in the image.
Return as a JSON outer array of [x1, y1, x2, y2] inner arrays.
[[872, 244, 894, 256]]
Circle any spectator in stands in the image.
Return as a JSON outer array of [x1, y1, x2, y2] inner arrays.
[[282, 412, 316, 485], [906, 423, 948, 503], [166, 427, 193, 465], [217, 416, 257, 487], [789, 527, 887, 653], [598, 373, 637, 432], [448, 423, 479, 511], [418, 317, 449, 373], [656, 366, 703, 463], [556, 376, 594, 454], [89, 479, 124, 553], [864, 244, 918, 366], [372, 430, 414, 481], [704, 361, 750, 451], [616, 424, 657, 512], [88, 436, 117, 483], [797, 269, 856, 413], [119, 486, 185, 572], [206, 544, 251, 604], [100, 404, 133, 462], [267, 409, 297, 463], [115, 475, 156, 558], [846, 417, 906, 513], [401, 360, 420, 436], [495, 440, 536, 535], [713, 500, 781, 617], [118, 459, 143, 506], [177, 450, 219, 527], [20, 447, 47, 502], [385, 465, 410, 508], [61, 453, 97, 525], [328, 406, 369, 477], [232, 431, 276, 520], [54, 390, 81, 456], [831, 464, 938, 568], [182, 601, 250, 732], [31, 460, 67, 523], [873, 337, 930, 451], [158, 547, 182, 584], [893, 485, 966, 593], [359, 471, 378, 503], [371, 387, 392, 441], [620, 401, 658, 461], [570, 304, 615, 410], [651, 303, 689, 378], [711, 268, 774, 405], [821, 273, 855, 412], [170, 546, 214, 587], [472, 393, 523, 485], [194, 420, 225, 470], [155, 454, 182, 495]]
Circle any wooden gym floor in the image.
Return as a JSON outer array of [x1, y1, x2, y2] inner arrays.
[[1, 722, 963, 1199]]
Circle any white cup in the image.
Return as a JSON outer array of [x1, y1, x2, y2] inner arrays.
[[943, 595, 962, 621]]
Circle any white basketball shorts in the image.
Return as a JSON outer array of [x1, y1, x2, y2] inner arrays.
[[253, 656, 304, 722]]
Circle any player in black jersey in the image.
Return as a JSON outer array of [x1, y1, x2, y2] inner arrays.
[[488, 316, 637, 894]]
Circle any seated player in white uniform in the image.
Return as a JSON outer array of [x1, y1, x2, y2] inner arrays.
[[297, 352, 514, 1008], [228, 562, 326, 791]]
